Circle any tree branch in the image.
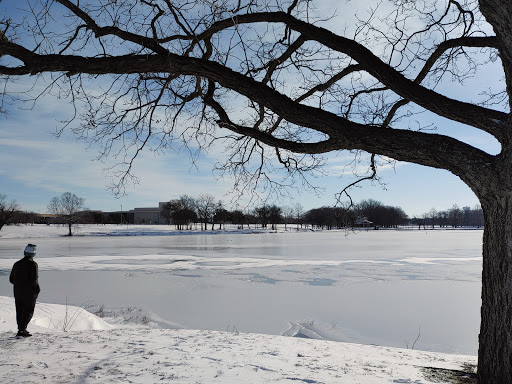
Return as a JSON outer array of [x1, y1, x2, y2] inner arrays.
[[54, 0, 169, 55], [0, 44, 495, 178], [0, 4, 501, 196], [195, 12, 507, 140]]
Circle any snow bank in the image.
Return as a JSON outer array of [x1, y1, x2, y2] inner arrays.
[[0, 296, 113, 332], [0, 297, 478, 383]]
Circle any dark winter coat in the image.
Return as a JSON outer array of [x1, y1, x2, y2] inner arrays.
[[10, 257, 40, 298]]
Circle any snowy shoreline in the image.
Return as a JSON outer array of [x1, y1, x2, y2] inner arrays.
[[0, 223, 285, 239], [0, 222, 484, 239], [0, 297, 477, 383]]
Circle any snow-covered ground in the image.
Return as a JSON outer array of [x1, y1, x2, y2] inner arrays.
[[0, 223, 264, 238], [0, 224, 480, 382], [0, 297, 477, 383]]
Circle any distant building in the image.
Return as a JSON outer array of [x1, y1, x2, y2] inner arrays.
[[132, 207, 162, 224], [35, 213, 61, 224], [127, 202, 168, 224], [353, 217, 374, 228], [42, 201, 171, 225]]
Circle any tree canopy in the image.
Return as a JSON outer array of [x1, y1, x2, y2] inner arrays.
[[0, 0, 504, 198]]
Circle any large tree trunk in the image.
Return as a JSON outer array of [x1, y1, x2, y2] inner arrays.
[[475, 3, 512, 381], [477, 195, 512, 383]]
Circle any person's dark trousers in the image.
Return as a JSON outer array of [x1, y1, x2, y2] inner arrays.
[[14, 295, 37, 332]]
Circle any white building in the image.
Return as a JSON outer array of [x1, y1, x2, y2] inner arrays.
[[131, 202, 168, 224], [132, 207, 161, 224]]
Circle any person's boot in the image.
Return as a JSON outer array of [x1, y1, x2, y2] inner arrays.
[[21, 330, 32, 337]]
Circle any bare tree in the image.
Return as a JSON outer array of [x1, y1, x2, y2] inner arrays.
[[0, 0, 511, 380], [162, 195, 197, 229], [253, 205, 270, 228], [231, 209, 248, 229], [0, 194, 19, 231], [448, 204, 463, 228], [47, 192, 85, 236], [195, 194, 216, 231], [268, 205, 282, 230], [213, 201, 230, 230], [282, 205, 294, 231], [293, 203, 304, 231], [428, 209, 437, 229]]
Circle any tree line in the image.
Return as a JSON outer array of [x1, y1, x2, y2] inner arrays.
[[160, 194, 300, 231], [411, 204, 484, 229], [159, 196, 486, 231], [0, 192, 483, 233]]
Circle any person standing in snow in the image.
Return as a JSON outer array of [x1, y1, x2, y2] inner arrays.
[[9, 244, 40, 337]]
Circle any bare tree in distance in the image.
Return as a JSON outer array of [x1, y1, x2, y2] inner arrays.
[[213, 201, 230, 230], [47, 192, 85, 236], [293, 203, 304, 231], [281, 205, 294, 230], [195, 194, 217, 231], [267, 205, 283, 230], [428, 209, 437, 229], [1, 0, 511, 380], [161, 195, 197, 229], [0, 194, 19, 231]]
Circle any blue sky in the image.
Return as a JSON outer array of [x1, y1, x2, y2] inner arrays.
[[0, 1, 504, 217]]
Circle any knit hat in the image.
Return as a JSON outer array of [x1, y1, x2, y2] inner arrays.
[[24, 244, 37, 257]]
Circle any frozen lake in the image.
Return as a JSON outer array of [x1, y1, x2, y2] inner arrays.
[[0, 226, 482, 355]]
